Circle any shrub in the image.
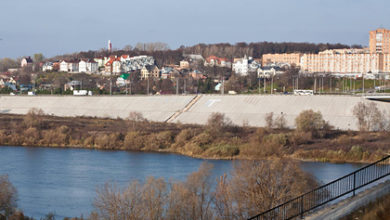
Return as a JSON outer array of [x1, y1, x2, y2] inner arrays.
[[295, 110, 329, 137], [23, 127, 40, 145], [206, 113, 232, 135], [144, 131, 174, 151], [204, 144, 239, 157], [23, 108, 46, 129], [173, 128, 198, 150], [191, 132, 213, 146], [123, 131, 144, 150]]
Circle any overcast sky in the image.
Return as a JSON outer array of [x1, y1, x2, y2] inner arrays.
[[0, 0, 389, 58]]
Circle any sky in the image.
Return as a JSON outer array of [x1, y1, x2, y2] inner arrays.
[[0, 0, 389, 58]]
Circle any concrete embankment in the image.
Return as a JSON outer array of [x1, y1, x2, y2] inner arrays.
[[0, 95, 389, 130], [0, 95, 196, 122], [174, 95, 389, 130], [305, 180, 390, 220]]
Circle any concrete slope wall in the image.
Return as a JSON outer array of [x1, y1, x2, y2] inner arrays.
[[174, 95, 390, 130], [0, 95, 196, 122], [1, 95, 389, 130]]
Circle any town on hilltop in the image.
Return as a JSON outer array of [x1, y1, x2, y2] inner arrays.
[[1, 28, 390, 95]]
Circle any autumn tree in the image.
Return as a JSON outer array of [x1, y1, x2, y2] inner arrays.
[[0, 175, 17, 218], [295, 110, 330, 137], [214, 159, 317, 219]]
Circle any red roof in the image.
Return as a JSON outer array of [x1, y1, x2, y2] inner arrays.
[[206, 56, 229, 64]]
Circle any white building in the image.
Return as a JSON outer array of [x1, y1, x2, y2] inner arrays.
[[60, 60, 79, 73], [300, 53, 380, 74], [60, 61, 69, 72], [232, 55, 249, 75], [79, 60, 98, 74], [42, 62, 54, 72]]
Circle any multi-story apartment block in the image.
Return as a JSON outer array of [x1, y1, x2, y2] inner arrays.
[[369, 28, 390, 54], [300, 53, 380, 73], [262, 53, 303, 66]]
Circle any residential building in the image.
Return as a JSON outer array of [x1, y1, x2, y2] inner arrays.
[[150, 66, 160, 78], [257, 66, 284, 78], [204, 56, 231, 68], [180, 60, 190, 69], [300, 53, 380, 73], [262, 53, 303, 66], [21, 57, 33, 67], [183, 54, 204, 63], [60, 61, 69, 72], [121, 55, 155, 72], [79, 60, 98, 74], [369, 28, 390, 54], [141, 66, 150, 79], [42, 62, 54, 72], [232, 55, 249, 75], [104, 57, 121, 75], [94, 58, 105, 68]]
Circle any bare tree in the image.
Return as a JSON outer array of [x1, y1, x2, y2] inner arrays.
[[206, 113, 232, 135], [214, 159, 317, 219], [24, 108, 46, 129], [0, 175, 17, 218], [274, 113, 287, 129], [353, 102, 385, 131], [265, 112, 274, 129]]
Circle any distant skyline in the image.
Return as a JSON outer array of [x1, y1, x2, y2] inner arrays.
[[0, 0, 389, 59]]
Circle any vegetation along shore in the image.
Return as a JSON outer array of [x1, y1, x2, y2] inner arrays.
[[0, 101, 389, 163]]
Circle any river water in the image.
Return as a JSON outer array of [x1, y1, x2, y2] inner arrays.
[[0, 146, 367, 218]]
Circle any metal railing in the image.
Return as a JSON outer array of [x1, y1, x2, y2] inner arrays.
[[248, 155, 390, 220]]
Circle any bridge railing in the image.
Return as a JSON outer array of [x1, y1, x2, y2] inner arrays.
[[248, 155, 390, 220]]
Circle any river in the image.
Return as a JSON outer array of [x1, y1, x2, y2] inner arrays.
[[0, 146, 366, 218]]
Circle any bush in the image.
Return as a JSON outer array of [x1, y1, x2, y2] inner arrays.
[[23, 127, 40, 145], [204, 144, 240, 157], [123, 131, 144, 150], [174, 128, 198, 149], [206, 113, 232, 135], [23, 108, 46, 129], [144, 131, 174, 151], [295, 110, 329, 137]]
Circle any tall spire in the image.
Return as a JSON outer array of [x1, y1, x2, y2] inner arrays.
[[108, 40, 112, 52]]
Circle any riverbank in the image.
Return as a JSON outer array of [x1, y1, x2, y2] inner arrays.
[[0, 112, 389, 163]]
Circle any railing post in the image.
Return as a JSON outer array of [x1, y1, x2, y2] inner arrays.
[[353, 172, 356, 196], [300, 195, 304, 219]]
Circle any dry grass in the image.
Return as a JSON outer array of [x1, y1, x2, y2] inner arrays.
[[0, 113, 389, 162]]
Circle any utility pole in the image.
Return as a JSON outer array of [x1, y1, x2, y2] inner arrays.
[[183, 78, 186, 94], [362, 74, 365, 95], [264, 78, 266, 93], [221, 79, 225, 95], [109, 75, 112, 96], [176, 78, 179, 95], [271, 76, 274, 94], [147, 77, 150, 95]]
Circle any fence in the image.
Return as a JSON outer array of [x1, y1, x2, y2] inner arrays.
[[248, 155, 390, 220]]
